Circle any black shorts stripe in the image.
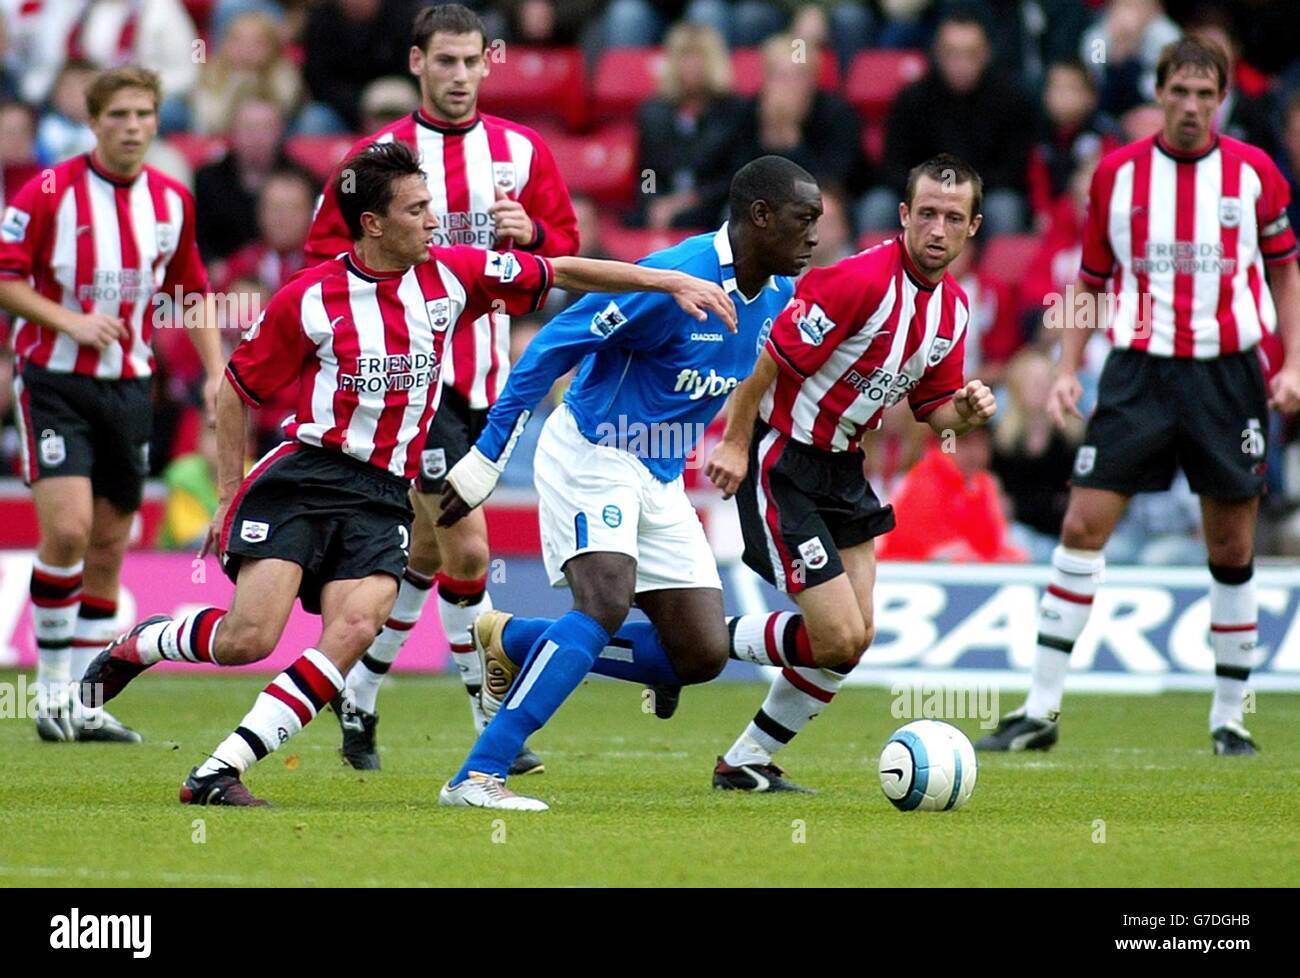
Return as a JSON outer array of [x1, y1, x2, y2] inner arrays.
[[285, 663, 329, 712], [753, 708, 796, 745], [1038, 633, 1075, 654], [361, 653, 393, 675], [1214, 664, 1251, 681], [235, 725, 269, 760]]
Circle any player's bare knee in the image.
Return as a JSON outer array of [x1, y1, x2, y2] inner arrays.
[[443, 535, 489, 580], [42, 519, 92, 564], [861, 621, 876, 651], [1060, 510, 1106, 551], [812, 623, 869, 668], [213, 618, 277, 665], [666, 627, 729, 684], [328, 610, 385, 658]]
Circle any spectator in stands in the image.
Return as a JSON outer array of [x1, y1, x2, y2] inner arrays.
[[732, 32, 863, 196], [359, 76, 421, 133], [874, 0, 938, 50], [219, 169, 318, 293], [34, 60, 97, 165], [0, 100, 39, 206], [0, 9, 22, 101], [636, 23, 746, 230], [210, 0, 303, 48], [1021, 151, 1095, 334], [602, 1, 794, 50], [20, 0, 201, 130], [194, 94, 302, 268], [159, 423, 220, 551], [960, 0, 1094, 95], [990, 348, 1079, 562], [861, 12, 1033, 235], [1027, 59, 1120, 228], [489, 0, 602, 45], [1188, 12, 1279, 157], [302, 0, 418, 133], [1079, 0, 1180, 117], [877, 428, 1028, 562], [190, 10, 303, 136], [787, 4, 875, 77], [1280, 93, 1300, 237], [860, 401, 927, 501], [808, 185, 854, 267], [947, 239, 1020, 386]]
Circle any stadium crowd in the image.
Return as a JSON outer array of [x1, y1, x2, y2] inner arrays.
[[1, 0, 1298, 561]]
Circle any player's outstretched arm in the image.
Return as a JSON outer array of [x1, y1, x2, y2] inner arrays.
[[924, 380, 997, 437], [706, 351, 778, 498], [550, 256, 737, 331], [199, 376, 251, 561], [0, 279, 125, 349], [1266, 260, 1300, 413]]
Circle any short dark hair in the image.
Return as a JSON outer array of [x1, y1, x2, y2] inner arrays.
[[336, 141, 426, 241], [85, 65, 161, 118], [412, 3, 487, 52], [935, 7, 990, 43], [728, 155, 818, 224], [1155, 36, 1228, 93], [905, 153, 984, 219]]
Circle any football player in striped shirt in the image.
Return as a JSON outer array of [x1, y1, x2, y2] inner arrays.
[[81, 141, 733, 805], [705, 154, 997, 792], [306, 4, 579, 775], [980, 36, 1300, 757], [0, 66, 223, 744]]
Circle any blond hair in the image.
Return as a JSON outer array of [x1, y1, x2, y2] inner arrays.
[[658, 23, 732, 102]]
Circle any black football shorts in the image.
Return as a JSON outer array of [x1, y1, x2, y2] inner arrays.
[[415, 387, 489, 494]]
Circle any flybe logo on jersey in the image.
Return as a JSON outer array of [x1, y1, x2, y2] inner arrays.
[[674, 368, 739, 400], [843, 366, 918, 406], [434, 211, 496, 248], [338, 352, 440, 393]]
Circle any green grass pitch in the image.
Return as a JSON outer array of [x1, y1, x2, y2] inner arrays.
[[1, 670, 1296, 887]]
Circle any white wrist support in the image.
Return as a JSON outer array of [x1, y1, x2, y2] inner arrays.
[[446, 446, 502, 509]]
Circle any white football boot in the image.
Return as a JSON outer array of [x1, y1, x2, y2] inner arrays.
[[438, 772, 549, 811]]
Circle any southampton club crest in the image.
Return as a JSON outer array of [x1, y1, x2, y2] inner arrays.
[[1074, 445, 1096, 477], [493, 162, 517, 194], [425, 297, 451, 332]]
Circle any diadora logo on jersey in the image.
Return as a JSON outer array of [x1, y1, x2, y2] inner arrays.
[[690, 331, 724, 342], [590, 300, 627, 337], [339, 353, 440, 393], [425, 297, 451, 332], [796, 303, 834, 346], [240, 520, 269, 543], [842, 367, 918, 406], [927, 337, 953, 366], [1, 206, 30, 243], [485, 251, 521, 283], [674, 368, 739, 400]]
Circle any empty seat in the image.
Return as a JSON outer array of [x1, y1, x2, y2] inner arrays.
[[477, 46, 587, 131], [845, 49, 928, 122]]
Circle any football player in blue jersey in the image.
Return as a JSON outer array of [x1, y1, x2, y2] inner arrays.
[[435, 156, 821, 809]]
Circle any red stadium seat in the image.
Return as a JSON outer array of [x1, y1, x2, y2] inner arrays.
[[599, 220, 704, 263], [546, 125, 638, 205], [730, 47, 840, 96], [284, 135, 359, 182], [166, 133, 225, 170], [478, 46, 587, 132], [980, 234, 1044, 288], [862, 122, 885, 166], [845, 49, 928, 123], [592, 47, 664, 121]]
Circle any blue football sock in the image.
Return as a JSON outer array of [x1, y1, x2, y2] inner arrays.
[[502, 617, 551, 665], [454, 610, 610, 783], [590, 620, 682, 685], [503, 617, 681, 685]]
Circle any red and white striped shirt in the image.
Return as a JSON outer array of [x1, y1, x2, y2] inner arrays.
[[225, 246, 552, 480], [763, 237, 969, 452], [1080, 133, 1297, 359], [0, 152, 207, 379], [305, 110, 579, 410]]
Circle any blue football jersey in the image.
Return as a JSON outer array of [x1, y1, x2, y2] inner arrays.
[[475, 225, 794, 482]]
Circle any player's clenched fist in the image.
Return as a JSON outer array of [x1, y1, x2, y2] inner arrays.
[[705, 440, 748, 499], [953, 379, 997, 425]]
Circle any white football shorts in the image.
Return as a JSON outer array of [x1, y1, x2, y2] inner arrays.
[[533, 404, 722, 592]]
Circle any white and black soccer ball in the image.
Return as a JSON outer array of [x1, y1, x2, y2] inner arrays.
[[878, 720, 977, 812]]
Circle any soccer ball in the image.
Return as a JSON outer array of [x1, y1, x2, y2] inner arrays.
[[878, 720, 977, 812]]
